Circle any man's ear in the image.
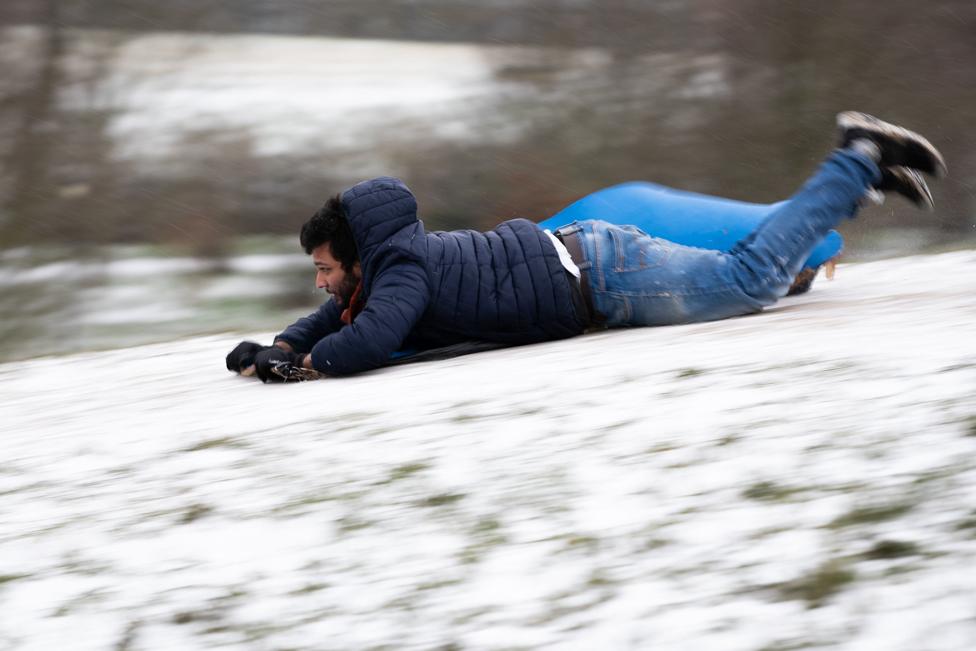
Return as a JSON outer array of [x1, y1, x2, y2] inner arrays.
[[353, 261, 362, 278]]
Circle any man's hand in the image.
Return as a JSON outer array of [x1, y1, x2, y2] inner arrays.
[[226, 341, 271, 373], [254, 347, 309, 383]]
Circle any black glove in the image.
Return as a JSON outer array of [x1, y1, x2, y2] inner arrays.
[[225, 341, 270, 373], [254, 347, 307, 383]]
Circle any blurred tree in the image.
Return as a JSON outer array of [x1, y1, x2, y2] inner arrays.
[[1, 0, 65, 246], [0, 1, 133, 248]]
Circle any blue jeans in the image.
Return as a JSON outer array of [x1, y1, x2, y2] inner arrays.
[[560, 149, 880, 326]]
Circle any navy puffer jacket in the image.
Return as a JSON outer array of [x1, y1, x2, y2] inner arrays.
[[276, 177, 585, 375]]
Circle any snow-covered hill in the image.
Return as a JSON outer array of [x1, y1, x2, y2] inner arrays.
[[2, 251, 975, 650]]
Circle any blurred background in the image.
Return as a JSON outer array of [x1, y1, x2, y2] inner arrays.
[[1, 0, 974, 362]]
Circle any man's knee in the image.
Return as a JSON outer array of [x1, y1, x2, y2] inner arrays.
[[729, 258, 791, 307]]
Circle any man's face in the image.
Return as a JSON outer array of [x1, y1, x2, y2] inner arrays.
[[311, 243, 361, 307]]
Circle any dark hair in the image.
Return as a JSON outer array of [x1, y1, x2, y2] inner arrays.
[[299, 194, 358, 271]]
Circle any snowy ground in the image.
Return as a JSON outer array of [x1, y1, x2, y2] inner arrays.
[[2, 251, 975, 651]]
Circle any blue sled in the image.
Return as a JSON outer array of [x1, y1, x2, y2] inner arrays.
[[536, 181, 842, 271]]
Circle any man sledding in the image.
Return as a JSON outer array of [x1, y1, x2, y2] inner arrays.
[[226, 112, 945, 382]]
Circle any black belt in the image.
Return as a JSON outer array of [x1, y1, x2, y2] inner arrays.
[[555, 229, 604, 328]]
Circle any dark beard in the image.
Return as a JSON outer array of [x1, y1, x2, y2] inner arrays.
[[332, 274, 359, 307]]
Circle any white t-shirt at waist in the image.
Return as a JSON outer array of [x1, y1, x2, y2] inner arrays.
[[544, 229, 581, 279]]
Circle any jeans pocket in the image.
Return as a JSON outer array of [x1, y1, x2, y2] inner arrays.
[[610, 226, 672, 272]]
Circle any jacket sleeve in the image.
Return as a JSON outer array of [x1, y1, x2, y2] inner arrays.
[[274, 299, 343, 353], [308, 254, 430, 376]]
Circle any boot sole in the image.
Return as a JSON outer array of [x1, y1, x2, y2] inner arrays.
[[837, 111, 948, 178], [881, 166, 935, 211]]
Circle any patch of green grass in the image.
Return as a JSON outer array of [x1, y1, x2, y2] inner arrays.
[[749, 525, 793, 541], [531, 573, 617, 626], [326, 412, 382, 432], [882, 563, 924, 578], [0, 480, 54, 498], [471, 517, 507, 545], [645, 442, 679, 454], [337, 515, 372, 533], [388, 462, 430, 482], [643, 537, 671, 551], [271, 492, 346, 517], [450, 412, 487, 423], [777, 560, 857, 608], [820, 361, 861, 376], [863, 539, 921, 560], [473, 517, 501, 533], [587, 570, 614, 588], [178, 503, 214, 524], [458, 517, 510, 565], [278, 493, 335, 511], [911, 464, 966, 487], [451, 606, 494, 626], [756, 641, 820, 651], [362, 427, 399, 438], [743, 480, 801, 502], [563, 534, 600, 552], [954, 511, 976, 533], [675, 367, 705, 379], [52, 588, 110, 616], [939, 361, 976, 373], [616, 372, 643, 384], [427, 644, 463, 651], [114, 621, 140, 651], [382, 594, 420, 612], [0, 573, 29, 585], [334, 411, 380, 422], [416, 578, 463, 591], [419, 492, 466, 507], [59, 553, 112, 577], [829, 502, 915, 529], [601, 418, 640, 432], [183, 437, 245, 452], [173, 609, 223, 625], [458, 546, 482, 565], [964, 415, 976, 437]]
